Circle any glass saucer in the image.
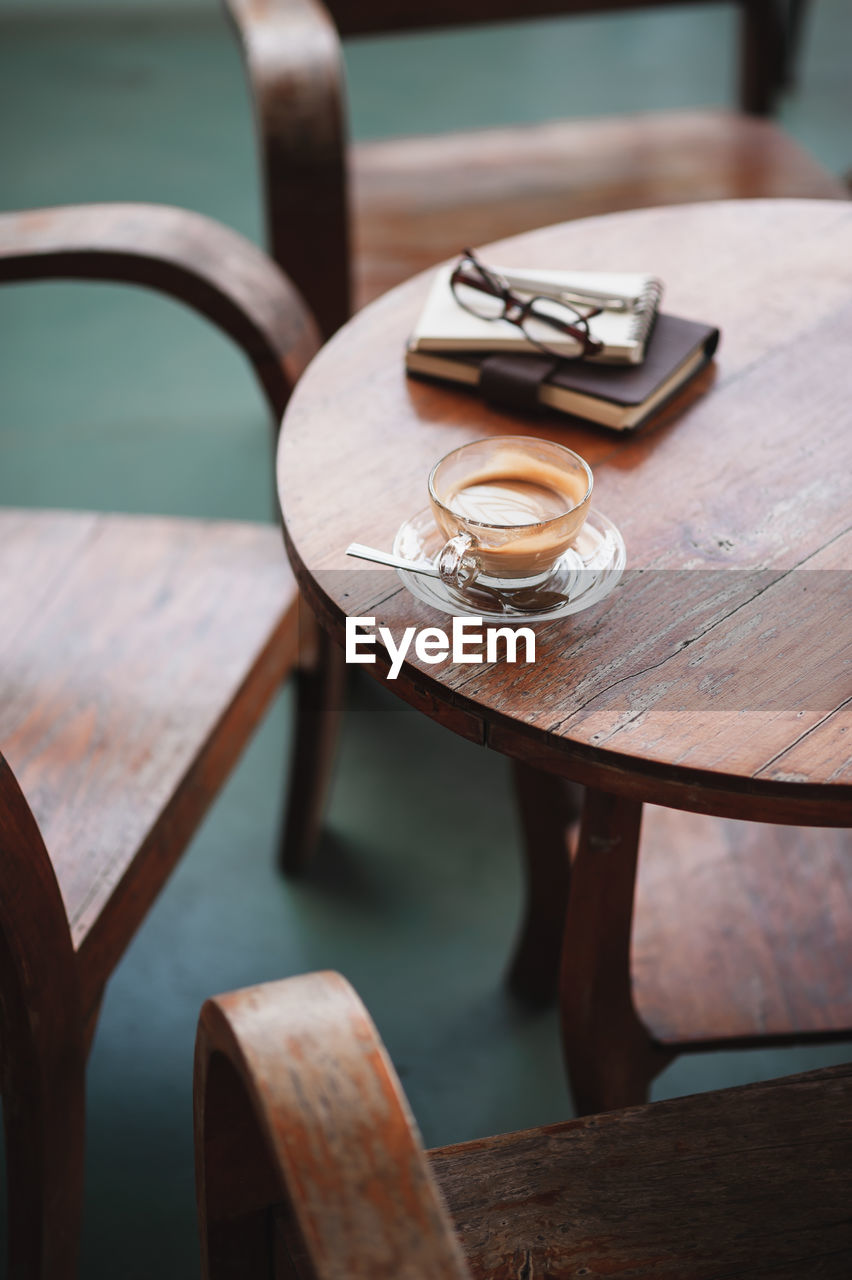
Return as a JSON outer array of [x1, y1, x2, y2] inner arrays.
[[392, 507, 626, 622]]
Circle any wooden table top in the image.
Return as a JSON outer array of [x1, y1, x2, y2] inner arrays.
[[278, 200, 852, 825]]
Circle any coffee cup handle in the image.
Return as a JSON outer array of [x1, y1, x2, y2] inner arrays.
[[438, 533, 481, 588]]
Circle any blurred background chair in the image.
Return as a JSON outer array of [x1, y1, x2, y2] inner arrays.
[[0, 201, 332, 1278], [195, 970, 852, 1278], [225, 0, 844, 341]]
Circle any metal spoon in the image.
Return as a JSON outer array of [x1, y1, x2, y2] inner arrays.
[[345, 542, 566, 615]]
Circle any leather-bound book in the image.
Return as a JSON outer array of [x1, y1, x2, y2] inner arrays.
[[406, 313, 720, 431]]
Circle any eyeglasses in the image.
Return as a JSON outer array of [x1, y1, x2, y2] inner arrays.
[[450, 249, 604, 360]]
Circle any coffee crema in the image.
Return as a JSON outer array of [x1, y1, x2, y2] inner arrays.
[[446, 452, 587, 527], [447, 478, 573, 525]]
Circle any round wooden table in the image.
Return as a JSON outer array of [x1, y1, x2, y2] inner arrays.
[[279, 200, 852, 1110]]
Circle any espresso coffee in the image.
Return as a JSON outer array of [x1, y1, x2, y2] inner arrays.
[[429, 436, 593, 586]]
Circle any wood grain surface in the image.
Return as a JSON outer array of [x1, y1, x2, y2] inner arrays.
[[634, 806, 852, 1045], [0, 509, 298, 1004], [431, 1061, 852, 1278], [352, 111, 845, 311], [279, 199, 852, 825], [196, 972, 471, 1279], [195, 971, 852, 1279], [0, 201, 328, 1278]]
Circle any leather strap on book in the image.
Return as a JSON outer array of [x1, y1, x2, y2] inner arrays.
[[480, 354, 558, 415]]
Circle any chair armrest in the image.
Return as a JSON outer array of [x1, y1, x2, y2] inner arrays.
[[0, 202, 319, 422], [195, 971, 470, 1279], [225, 0, 351, 340]]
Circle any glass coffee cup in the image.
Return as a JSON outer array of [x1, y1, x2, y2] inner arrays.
[[428, 436, 593, 590]]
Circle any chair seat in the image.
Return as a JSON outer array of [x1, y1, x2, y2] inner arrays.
[[0, 508, 298, 1004], [430, 1062, 852, 1278], [352, 108, 847, 308], [632, 807, 852, 1046]]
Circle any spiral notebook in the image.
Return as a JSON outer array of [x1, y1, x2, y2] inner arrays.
[[409, 263, 664, 365]]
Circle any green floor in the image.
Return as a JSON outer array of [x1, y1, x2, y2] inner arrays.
[[1, 3, 851, 1274]]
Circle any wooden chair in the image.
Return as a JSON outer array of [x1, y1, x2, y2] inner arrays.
[[224, 0, 846, 342], [0, 201, 345, 1278], [195, 970, 852, 1278]]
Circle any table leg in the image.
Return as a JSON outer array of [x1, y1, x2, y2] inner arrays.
[[278, 607, 346, 876], [560, 788, 671, 1114], [506, 762, 580, 1006]]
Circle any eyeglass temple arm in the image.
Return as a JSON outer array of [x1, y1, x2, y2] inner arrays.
[[499, 269, 634, 312], [457, 251, 635, 312]]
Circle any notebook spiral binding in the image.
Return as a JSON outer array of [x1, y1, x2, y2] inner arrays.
[[628, 277, 664, 348]]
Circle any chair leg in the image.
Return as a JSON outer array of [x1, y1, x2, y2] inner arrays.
[[782, 0, 811, 88], [506, 762, 580, 1006], [278, 608, 346, 877], [739, 0, 786, 115], [2, 1034, 87, 1279], [560, 788, 671, 1115]]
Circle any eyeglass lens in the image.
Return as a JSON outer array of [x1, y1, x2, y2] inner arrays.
[[451, 252, 597, 358], [452, 258, 506, 320], [523, 296, 589, 357]]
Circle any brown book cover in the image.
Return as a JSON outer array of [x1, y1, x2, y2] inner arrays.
[[405, 313, 720, 430]]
